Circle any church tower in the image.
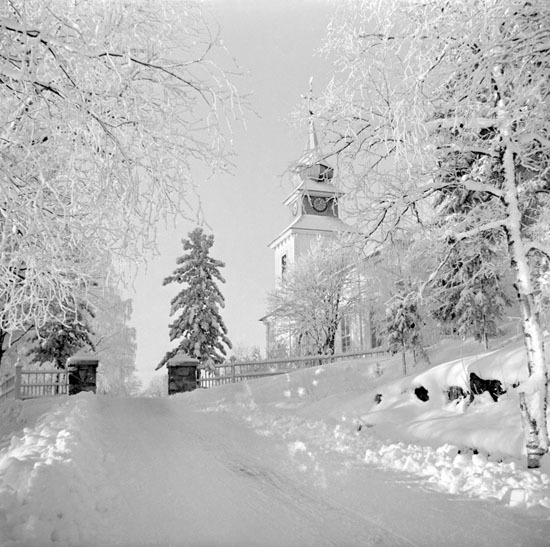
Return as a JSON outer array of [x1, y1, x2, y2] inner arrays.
[[261, 82, 369, 358], [268, 115, 350, 282]]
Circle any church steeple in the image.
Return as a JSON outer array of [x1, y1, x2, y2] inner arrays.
[[294, 77, 333, 183]]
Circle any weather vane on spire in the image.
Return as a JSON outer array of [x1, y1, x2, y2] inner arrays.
[[301, 76, 315, 116], [299, 76, 318, 156]]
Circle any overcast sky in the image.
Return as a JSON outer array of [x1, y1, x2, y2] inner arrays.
[[129, 0, 337, 386]]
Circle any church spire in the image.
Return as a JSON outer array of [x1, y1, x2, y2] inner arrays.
[[299, 77, 321, 166], [305, 77, 319, 155], [294, 77, 333, 183]]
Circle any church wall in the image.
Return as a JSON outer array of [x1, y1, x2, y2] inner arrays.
[[294, 231, 338, 260], [273, 234, 295, 282]]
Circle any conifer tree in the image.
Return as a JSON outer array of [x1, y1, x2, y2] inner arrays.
[[385, 284, 423, 376], [431, 239, 512, 349], [27, 301, 95, 369], [158, 228, 231, 369]]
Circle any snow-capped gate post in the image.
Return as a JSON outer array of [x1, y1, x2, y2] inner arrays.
[[167, 353, 199, 395], [67, 357, 99, 395]]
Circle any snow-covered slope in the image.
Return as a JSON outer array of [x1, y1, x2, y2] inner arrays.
[[1, 337, 550, 546]]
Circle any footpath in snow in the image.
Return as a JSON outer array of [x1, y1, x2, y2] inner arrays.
[[1, 339, 550, 546]]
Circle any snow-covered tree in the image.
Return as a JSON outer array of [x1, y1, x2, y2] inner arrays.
[[268, 239, 361, 356], [315, 0, 550, 467], [429, 173, 513, 348], [93, 287, 141, 396], [0, 0, 241, 336], [142, 374, 168, 398], [385, 283, 423, 376], [230, 344, 263, 362], [27, 301, 95, 369], [158, 228, 231, 369], [430, 234, 512, 349]]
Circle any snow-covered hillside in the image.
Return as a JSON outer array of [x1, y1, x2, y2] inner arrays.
[[1, 336, 550, 546]]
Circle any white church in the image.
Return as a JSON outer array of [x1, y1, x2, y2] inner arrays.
[[261, 118, 380, 358]]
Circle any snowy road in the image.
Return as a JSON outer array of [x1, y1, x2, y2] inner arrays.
[[2, 393, 549, 546], [92, 397, 412, 547]]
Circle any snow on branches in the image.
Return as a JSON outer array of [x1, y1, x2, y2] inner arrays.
[[0, 0, 242, 332], [315, 0, 550, 466]]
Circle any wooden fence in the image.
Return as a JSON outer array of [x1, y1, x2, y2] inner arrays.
[[0, 364, 69, 401], [198, 348, 389, 389]]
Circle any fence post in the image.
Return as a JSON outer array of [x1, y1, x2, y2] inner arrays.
[[14, 364, 22, 400], [166, 353, 199, 395], [67, 357, 99, 395]]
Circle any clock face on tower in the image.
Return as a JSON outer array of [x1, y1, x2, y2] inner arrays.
[[312, 196, 328, 213]]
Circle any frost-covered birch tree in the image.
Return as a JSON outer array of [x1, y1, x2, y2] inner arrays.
[[0, 0, 241, 338], [268, 239, 360, 356], [315, 0, 550, 466], [93, 287, 140, 396]]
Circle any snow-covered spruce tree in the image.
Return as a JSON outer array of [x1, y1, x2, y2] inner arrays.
[[430, 237, 512, 349], [27, 301, 95, 369], [158, 228, 231, 369], [429, 166, 513, 348], [0, 0, 241, 338], [315, 0, 550, 467]]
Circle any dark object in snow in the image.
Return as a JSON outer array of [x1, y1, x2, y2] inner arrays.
[[414, 385, 429, 402], [458, 447, 479, 455], [447, 385, 466, 402], [374, 393, 382, 405], [469, 372, 506, 402], [357, 424, 362, 432]]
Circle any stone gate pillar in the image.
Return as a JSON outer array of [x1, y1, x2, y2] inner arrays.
[[67, 357, 99, 395], [167, 353, 199, 395]]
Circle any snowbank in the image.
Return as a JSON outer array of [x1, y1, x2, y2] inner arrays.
[[0, 394, 108, 545], [188, 336, 550, 511], [1, 336, 550, 546]]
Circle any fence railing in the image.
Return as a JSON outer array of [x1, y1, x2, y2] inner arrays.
[[198, 348, 389, 389], [0, 373, 16, 401], [0, 365, 69, 401]]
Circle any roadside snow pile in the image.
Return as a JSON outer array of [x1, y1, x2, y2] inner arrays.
[[189, 336, 550, 511], [363, 442, 550, 509]]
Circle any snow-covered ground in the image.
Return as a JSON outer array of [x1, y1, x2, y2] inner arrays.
[[1, 335, 550, 546]]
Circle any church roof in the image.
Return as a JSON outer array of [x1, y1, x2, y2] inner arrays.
[[268, 214, 356, 249], [296, 117, 321, 166], [283, 177, 343, 206]]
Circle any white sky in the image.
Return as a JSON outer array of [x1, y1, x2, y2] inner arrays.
[[129, 0, 337, 386]]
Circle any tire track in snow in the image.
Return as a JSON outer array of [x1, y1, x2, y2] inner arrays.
[[87, 396, 414, 547]]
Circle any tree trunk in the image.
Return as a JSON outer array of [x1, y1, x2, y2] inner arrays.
[[503, 145, 549, 467], [519, 392, 546, 468], [0, 329, 5, 369], [401, 342, 407, 376]]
